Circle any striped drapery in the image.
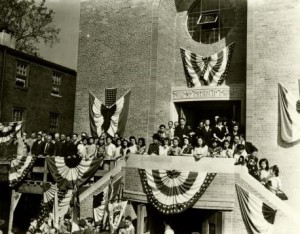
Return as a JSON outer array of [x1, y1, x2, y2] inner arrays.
[[138, 169, 216, 214], [236, 184, 277, 234], [278, 83, 300, 143], [0, 121, 24, 144], [46, 156, 102, 190], [180, 43, 235, 87]]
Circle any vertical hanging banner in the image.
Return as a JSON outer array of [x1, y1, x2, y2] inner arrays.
[[235, 184, 277, 234], [278, 83, 300, 143], [180, 43, 235, 87]]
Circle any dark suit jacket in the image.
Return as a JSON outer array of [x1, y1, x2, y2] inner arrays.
[[31, 140, 45, 156], [174, 125, 190, 141], [200, 127, 213, 146], [43, 142, 56, 156], [245, 141, 258, 154], [68, 141, 80, 156], [56, 140, 69, 157]]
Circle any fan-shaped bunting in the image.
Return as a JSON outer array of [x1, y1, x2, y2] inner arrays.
[[0, 121, 24, 144], [138, 169, 216, 214], [46, 156, 103, 190], [9, 155, 36, 187]]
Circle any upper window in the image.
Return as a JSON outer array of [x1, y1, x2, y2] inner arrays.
[[12, 108, 25, 121], [15, 61, 28, 88], [187, 0, 235, 44], [51, 72, 62, 96]]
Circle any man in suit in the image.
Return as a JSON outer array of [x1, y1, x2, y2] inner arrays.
[[200, 119, 213, 147], [68, 133, 80, 156], [56, 134, 68, 157], [31, 133, 45, 156], [174, 118, 190, 145], [43, 135, 56, 156]]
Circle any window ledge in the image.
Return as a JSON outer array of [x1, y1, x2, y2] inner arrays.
[[51, 93, 62, 98], [14, 86, 28, 91]]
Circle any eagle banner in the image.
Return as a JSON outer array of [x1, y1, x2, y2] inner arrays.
[[138, 169, 216, 214], [278, 83, 300, 143], [89, 90, 131, 138], [0, 121, 24, 144], [180, 43, 235, 87], [46, 156, 103, 190], [236, 184, 277, 234]]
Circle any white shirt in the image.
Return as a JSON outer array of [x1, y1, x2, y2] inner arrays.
[[77, 143, 87, 158], [129, 144, 138, 154], [159, 145, 169, 156], [220, 149, 233, 158], [268, 176, 282, 192], [164, 226, 175, 234], [105, 143, 116, 157], [233, 150, 248, 163], [193, 145, 208, 157]]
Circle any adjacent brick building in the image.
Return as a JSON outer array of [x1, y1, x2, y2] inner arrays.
[[0, 44, 77, 135]]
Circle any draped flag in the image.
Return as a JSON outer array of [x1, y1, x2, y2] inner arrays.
[[46, 156, 103, 190], [9, 154, 36, 187], [278, 83, 300, 143], [180, 43, 235, 87], [89, 91, 131, 138], [138, 169, 216, 214], [93, 177, 123, 225], [236, 184, 277, 234], [108, 201, 128, 233], [0, 121, 24, 144]]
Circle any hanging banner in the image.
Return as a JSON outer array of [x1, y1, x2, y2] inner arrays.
[[138, 169, 216, 214], [0, 121, 24, 144], [236, 184, 277, 234]]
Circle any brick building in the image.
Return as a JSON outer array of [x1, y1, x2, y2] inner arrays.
[[0, 43, 77, 136], [73, 0, 300, 233]]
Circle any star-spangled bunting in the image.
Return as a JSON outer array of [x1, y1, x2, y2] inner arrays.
[[138, 169, 216, 214]]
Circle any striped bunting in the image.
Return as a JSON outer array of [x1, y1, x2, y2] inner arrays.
[[236, 184, 277, 234], [9, 154, 36, 187], [278, 83, 300, 143], [0, 121, 24, 144], [46, 156, 103, 190], [138, 169, 216, 214], [89, 90, 131, 138], [180, 43, 235, 87]]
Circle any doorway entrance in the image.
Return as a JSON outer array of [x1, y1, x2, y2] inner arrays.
[[175, 100, 241, 129]]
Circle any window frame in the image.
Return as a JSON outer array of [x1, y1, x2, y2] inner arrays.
[[197, 11, 219, 25], [12, 107, 26, 122], [49, 112, 59, 133], [51, 72, 62, 97], [15, 60, 29, 88]]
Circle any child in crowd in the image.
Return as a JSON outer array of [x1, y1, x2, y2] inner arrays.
[[180, 137, 193, 156], [137, 138, 146, 155], [121, 139, 131, 159], [246, 155, 259, 180], [147, 134, 160, 155], [193, 137, 208, 161], [159, 138, 170, 156], [105, 136, 116, 159], [96, 138, 106, 158], [86, 137, 96, 160], [220, 140, 233, 158], [258, 158, 271, 185], [208, 139, 222, 158], [129, 136, 138, 154], [233, 144, 247, 163], [266, 165, 282, 194], [115, 138, 123, 158], [168, 138, 181, 156]]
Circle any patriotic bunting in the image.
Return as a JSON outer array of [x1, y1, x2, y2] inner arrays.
[[138, 169, 216, 214], [180, 43, 235, 87], [236, 184, 277, 234], [9, 154, 36, 187], [93, 177, 123, 225], [89, 91, 131, 138], [278, 83, 300, 143], [0, 121, 24, 144], [46, 156, 103, 190]]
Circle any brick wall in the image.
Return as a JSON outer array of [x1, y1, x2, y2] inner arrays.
[[75, 0, 247, 143], [246, 0, 300, 211], [0, 47, 76, 135]]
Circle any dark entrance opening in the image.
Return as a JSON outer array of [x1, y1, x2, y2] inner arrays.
[[175, 100, 242, 129]]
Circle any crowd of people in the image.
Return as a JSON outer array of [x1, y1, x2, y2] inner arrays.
[[25, 214, 135, 234], [15, 116, 285, 234]]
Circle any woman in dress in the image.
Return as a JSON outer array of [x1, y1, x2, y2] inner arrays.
[[96, 137, 106, 158], [220, 140, 233, 158], [208, 139, 222, 158], [258, 158, 271, 185], [137, 138, 146, 155], [159, 138, 170, 156], [180, 137, 193, 156], [167, 138, 181, 156], [266, 165, 282, 194], [115, 138, 123, 158], [86, 137, 97, 160], [192, 137, 208, 161], [121, 139, 131, 160], [129, 136, 138, 154]]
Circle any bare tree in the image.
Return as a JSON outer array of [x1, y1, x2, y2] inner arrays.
[[0, 0, 60, 55]]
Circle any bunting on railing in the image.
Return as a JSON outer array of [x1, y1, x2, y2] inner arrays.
[[236, 184, 277, 234], [180, 43, 235, 87], [46, 156, 103, 190], [0, 121, 24, 144], [9, 154, 36, 187], [138, 169, 216, 214]]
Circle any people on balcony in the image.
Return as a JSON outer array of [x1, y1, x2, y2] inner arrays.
[[159, 138, 170, 156], [180, 137, 193, 156], [192, 137, 208, 161], [137, 138, 146, 155], [147, 134, 160, 155], [128, 136, 138, 154], [167, 138, 181, 156]]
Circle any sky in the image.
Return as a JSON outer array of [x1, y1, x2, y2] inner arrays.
[[37, 0, 81, 70]]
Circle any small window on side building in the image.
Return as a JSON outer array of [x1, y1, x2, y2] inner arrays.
[[15, 61, 28, 88], [51, 72, 62, 96], [49, 113, 59, 133], [12, 108, 25, 121]]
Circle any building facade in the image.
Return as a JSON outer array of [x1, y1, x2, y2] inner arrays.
[[75, 0, 300, 232], [0, 44, 77, 135]]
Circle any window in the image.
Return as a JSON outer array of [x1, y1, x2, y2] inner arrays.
[[49, 113, 59, 133], [187, 0, 235, 44], [12, 108, 25, 121], [51, 72, 62, 96], [15, 61, 28, 87]]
